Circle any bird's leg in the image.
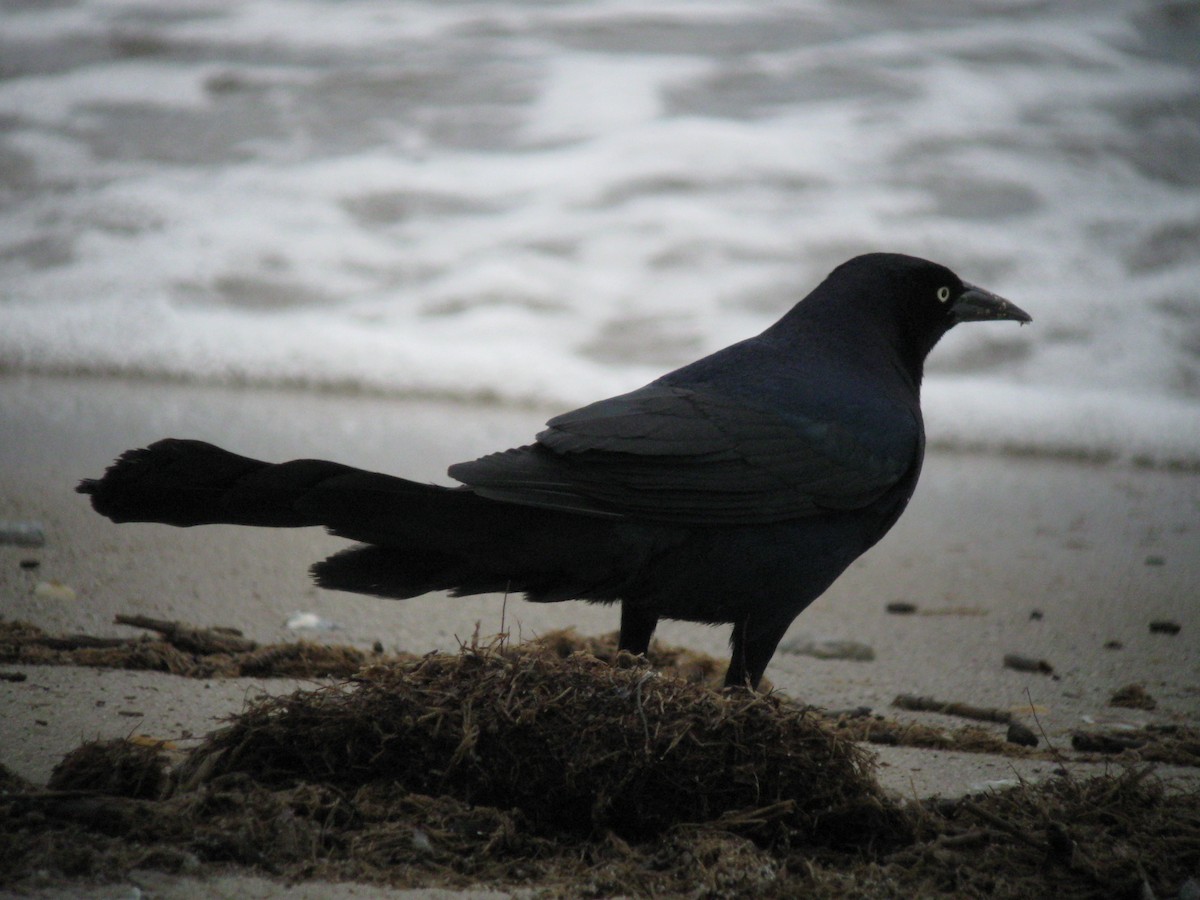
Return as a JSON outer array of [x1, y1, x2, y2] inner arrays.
[[724, 613, 791, 690], [725, 619, 753, 689], [618, 602, 658, 657]]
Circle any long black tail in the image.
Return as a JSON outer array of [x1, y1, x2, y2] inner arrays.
[[77, 439, 463, 534], [78, 439, 644, 603]]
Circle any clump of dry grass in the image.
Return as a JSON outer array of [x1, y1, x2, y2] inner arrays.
[[48, 739, 169, 800], [864, 767, 1200, 899], [177, 636, 901, 847]]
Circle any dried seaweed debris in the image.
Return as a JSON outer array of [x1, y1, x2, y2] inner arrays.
[[177, 639, 899, 847], [1, 643, 1198, 898]]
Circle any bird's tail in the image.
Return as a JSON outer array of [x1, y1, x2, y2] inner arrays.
[[77, 438, 449, 532], [77, 438, 636, 602]]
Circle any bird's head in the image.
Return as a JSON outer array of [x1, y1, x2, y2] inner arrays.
[[844, 251, 1029, 323], [817, 253, 1032, 382]]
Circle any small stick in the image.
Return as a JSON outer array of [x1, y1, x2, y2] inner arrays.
[[31, 635, 132, 651], [960, 800, 1051, 854], [893, 694, 1013, 724], [114, 614, 257, 655]]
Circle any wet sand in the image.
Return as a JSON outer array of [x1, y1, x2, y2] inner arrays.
[[2, 373, 1197, 896]]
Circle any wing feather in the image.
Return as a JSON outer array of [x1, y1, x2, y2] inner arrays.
[[449, 383, 917, 525]]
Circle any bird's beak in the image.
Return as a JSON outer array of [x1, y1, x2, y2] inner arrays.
[[952, 284, 1032, 325]]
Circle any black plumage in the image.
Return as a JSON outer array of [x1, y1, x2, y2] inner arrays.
[[79, 253, 1030, 688]]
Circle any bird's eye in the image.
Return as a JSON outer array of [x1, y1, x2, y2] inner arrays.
[[936, 286, 951, 303]]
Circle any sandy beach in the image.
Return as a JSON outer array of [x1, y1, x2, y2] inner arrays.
[[2, 372, 1198, 897]]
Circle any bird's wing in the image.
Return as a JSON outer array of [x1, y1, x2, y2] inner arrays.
[[448, 383, 918, 525]]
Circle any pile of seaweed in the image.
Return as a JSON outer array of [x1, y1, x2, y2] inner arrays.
[[2, 639, 1198, 898], [175, 640, 895, 846]]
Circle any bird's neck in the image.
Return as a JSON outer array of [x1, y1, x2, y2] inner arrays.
[[766, 302, 929, 398]]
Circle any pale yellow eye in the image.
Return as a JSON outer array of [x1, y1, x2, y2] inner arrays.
[[936, 286, 951, 303]]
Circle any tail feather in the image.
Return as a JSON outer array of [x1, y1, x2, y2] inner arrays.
[[312, 545, 514, 600], [78, 439, 445, 535], [79, 438, 666, 606]]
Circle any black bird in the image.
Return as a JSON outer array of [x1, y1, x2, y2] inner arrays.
[[79, 253, 1030, 688]]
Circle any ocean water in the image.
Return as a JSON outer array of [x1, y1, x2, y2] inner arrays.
[[1, 0, 1199, 466]]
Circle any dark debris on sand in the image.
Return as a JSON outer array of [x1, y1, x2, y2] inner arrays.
[[174, 640, 896, 847], [0, 617, 390, 679], [2, 630, 1199, 897]]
